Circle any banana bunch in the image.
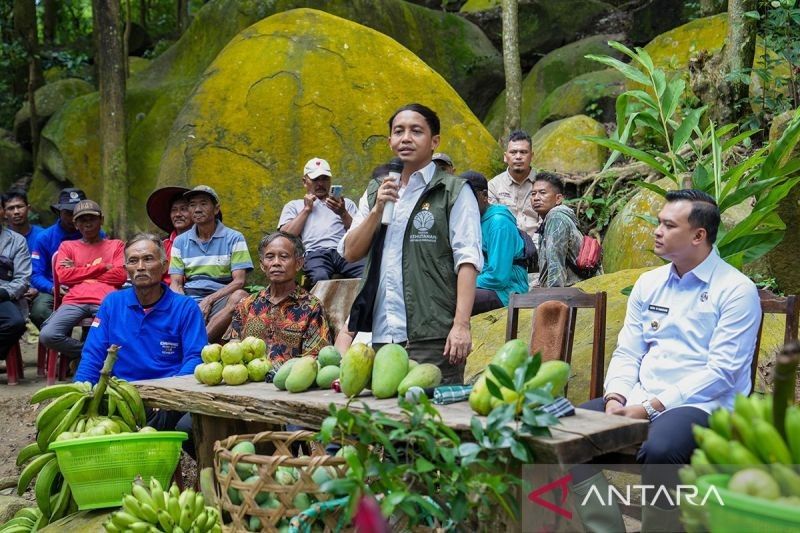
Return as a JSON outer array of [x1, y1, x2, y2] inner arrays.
[[104, 478, 221, 533], [0, 507, 42, 533]]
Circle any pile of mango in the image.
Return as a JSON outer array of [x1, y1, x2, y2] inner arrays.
[[339, 343, 443, 398], [194, 337, 271, 386], [273, 346, 342, 393], [468, 340, 570, 416]]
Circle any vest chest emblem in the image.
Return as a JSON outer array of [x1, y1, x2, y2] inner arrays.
[[410, 210, 437, 243]]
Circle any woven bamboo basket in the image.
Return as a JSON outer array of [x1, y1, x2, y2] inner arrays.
[[214, 430, 349, 532]]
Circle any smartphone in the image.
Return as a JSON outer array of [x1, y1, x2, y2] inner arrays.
[[330, 185, 343, 199]]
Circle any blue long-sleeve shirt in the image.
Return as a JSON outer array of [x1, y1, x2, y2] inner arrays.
[[75, 284, 207, 383], [30, 223, 105, 294], [476, 204, 529, 305]]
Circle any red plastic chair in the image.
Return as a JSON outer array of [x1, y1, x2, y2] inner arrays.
[[4, 341, 24, 385]]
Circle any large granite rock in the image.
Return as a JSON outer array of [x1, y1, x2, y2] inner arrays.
[[0, 135, 32, 191], [13, 78, 93, 145], [484, 33, 625, 138], [642, 13, 727, 71], [766, 110, 800, 296], [465, 268, 789, 403], [629, 0, 693, 46], [157, 8, 501, 260], [536, 68, 626, 128], [460, 0, 618, 70], [33, 0, 503, 225], [531, 115, 608, 174]]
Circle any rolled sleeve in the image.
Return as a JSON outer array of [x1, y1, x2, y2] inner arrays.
[[449, 186, 483, 273], [604, 280, 647, 399], [338, 190, 370, 257]]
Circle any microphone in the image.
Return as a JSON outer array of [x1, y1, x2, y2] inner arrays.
[[381, 157, 404, 225]]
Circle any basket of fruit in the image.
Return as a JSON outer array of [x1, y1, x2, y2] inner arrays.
[[214, 430, 349, 532], [50, 431, 187, 510], [696, 473, 800, 533]]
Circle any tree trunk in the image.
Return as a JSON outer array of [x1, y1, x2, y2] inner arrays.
[[92, 0, 129, 238], [501, 0, 521, 141], [722, 0, 757, 120], [124, 0, 131, 78], [139, 0, 148, 28], [13, 0, 43, 157], [43, 0, 58, 44], [177, 0, 189, 34]]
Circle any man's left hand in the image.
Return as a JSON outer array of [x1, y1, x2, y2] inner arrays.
[[443, 322, 471, 365], [612, 405, 649, 420], [198, 295, 216, 319], [325, 196, 347, 216]]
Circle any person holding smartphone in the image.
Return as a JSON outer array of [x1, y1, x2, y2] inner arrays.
[[279, 157, 365, 286]]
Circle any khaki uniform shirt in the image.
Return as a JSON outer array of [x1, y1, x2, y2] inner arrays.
[[488, 168, 540, 242]]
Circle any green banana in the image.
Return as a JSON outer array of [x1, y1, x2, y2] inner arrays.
[[15, 442, 44, 467], [139, 502, 159, 524], [771, 463, 800, 496], [785, 405, 800, 465], [753, 419, 793, 464], [698, 427, 730, 464], [731, 412, 758, 452], [74, 416, 87, 434], [13, 507, 41, 522], [132, 482, 156, 510], [103, 522, 121, 533], [113, 394, 138, 432], [48, 480, 71, 523], [111, 379, 147, 427], [168, 494, 181, 524], [178, 503, 192, 531], [0, 517, 36, 529], [0, 524, 35, 533], [17, 452, 56, 495], [34, 391, 85, 430], [109, 415, 134, 433], [30, 383, 84, 405], [34, 459, 59, 519], [192, 510, 209, 531], [734, 393, 759, 422], [690, 449, 717, 476], [169, 482, 180, 499], [708, 408, 732, 440], [149, 477, 165, 512], [110, 511, 140, 529], [46, 395, 89, 447], [157, 509, 175, 532], [123, 494, 144, 519], [750, 394, 770, 423], [107, 393, 117, 417], [129, 523, 151, 533], [193, 492, 205, 519], [729, 441, 763, 468]]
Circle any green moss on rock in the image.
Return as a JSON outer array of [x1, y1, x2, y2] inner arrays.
[[13, 78, 94, 144], [531, 115, 608, 174], [537, 68, 626, 128], [484, 34, 625, 137], [158, 8, 500, 265], [0, 137, 32, 191]]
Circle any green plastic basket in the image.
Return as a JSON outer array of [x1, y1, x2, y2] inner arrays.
[[49, 431, 187, 510], [696, 474, 800, 533]]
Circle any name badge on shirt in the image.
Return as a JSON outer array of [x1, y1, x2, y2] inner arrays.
[[648, 304, 669, 314]]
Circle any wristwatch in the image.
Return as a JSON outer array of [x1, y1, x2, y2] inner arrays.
[[641, 399, 660, 421]]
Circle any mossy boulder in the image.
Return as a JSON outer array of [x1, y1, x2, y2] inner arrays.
[[157, 8, 500, 261], [531, 115, 608, 174], [0, 136, 32, 191], [13, 78, 94, 145], [602, 178, 672, 273], [465, 267, 788, 403], [484, 34, 625, 138], [460, 0, 618, 70], [766, 109, 800, 296], [536, 68, 626, 128], [629, 0, 693, 46], [643, 14, 727, 71]]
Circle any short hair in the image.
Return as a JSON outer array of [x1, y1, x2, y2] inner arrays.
[[2, 189, 28, 208], [665, 189, 720, 244], [460, 170, 488, 195], [388, 103, 440, 136], [507, 130, 532, 147], [124, 233, 167, 262], [259, 231, 305, 259], [533, 171, 564, 195], [371, 164, 391, 180]]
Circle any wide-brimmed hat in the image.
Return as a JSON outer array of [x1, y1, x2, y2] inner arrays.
[[50, 188, 87, 215], [146, 186, 189, 232]]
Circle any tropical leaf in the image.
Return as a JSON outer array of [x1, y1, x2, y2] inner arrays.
[[672, 107, 706, 153], [760, 110, 800, 179], [631, 180, 669, 197], [585, 54, 650, 85], [585, 137, 674, 178]]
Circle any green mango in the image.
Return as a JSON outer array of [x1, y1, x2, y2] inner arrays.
[[524, 360, 570, 397], [371, 344, 410, 398], [340, 343, 376, 397], [273, 358, 300, 390], [468, 373, 493, 416], [491, 339, 530, 373], [285, 357, 318, 393], [318, 345, 342, 367], [316, 365, 340, 389], [397, 363, 442, 396]]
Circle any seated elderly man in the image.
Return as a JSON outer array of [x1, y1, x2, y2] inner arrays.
[[461, 171, 528, 315], [279, 157, 365, 286], [75, 233, 206, 455], [228, 231, 333, 365], [571, 190, 761, 533]]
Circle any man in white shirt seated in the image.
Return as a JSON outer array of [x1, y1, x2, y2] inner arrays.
[[572, 189, 761, 533]]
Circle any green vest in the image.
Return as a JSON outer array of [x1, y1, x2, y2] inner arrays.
[[348, 168, 466, 342]]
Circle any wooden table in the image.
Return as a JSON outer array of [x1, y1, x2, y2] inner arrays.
[[134, 375, 648, 470]]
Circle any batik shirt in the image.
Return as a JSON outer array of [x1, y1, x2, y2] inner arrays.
[[228, 286, 332, 363]]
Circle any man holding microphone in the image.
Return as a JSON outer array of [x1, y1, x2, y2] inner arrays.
[[339, 103, 482, 383]]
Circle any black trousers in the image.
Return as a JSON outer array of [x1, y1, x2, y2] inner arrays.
[[0, 300, 26, 359], [472, 288, 503, 316], [572, 397, 709, 507], [304, 248, 365, 286]]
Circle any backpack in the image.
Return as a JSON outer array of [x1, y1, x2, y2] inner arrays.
[[569, 235, 602, 278], [513, 229, 538, 273]]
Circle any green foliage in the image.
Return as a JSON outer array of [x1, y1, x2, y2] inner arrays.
[[317, 357, 558, 529], [583, 41, 800, 269]]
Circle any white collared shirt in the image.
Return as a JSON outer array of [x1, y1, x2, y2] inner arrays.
[[604, 249, 761, 413], [487, 168, 540, 241], [339, 162, 482, 343]]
